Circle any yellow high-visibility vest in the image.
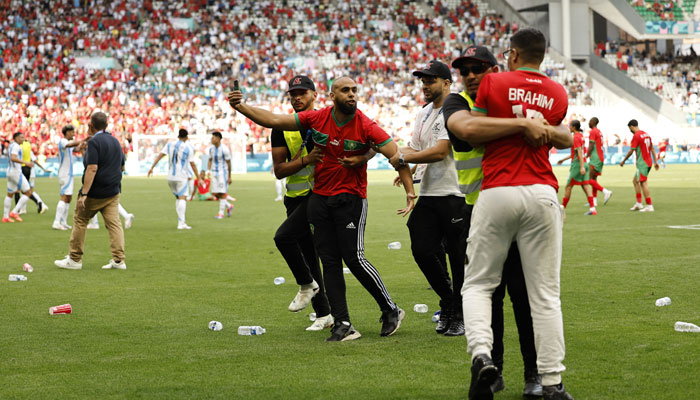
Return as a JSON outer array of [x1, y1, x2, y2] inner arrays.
[[283, 130, 314, 197], [20, 141, 32, 164], [454, 91, 484, 205]]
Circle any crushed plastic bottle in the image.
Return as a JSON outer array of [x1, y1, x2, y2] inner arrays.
[[674, 321, 700, 333], [655, 297, 671, 307], [238, 326, 266, 335], [309, 312, 317, 322], [8, 274, 27, 281], [432, 311, 441, 323], [343, 267, 351, 274], [413, 304, 428, 313], [273, 277, 285, 285], [208, 321, 223, 331], [387, 241, 402, 250]]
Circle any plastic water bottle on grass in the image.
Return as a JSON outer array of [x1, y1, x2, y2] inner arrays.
[[238, 326, 266, 335], [413, 304, 428, 313], [388, 242, 402, 250], [655, 297, 671, 307], [674, 322, 700, 333], [273, 277, 285, 285], [8, 274, 27, 281]]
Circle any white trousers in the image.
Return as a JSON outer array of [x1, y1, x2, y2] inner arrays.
[[462, 184, 565, 386]]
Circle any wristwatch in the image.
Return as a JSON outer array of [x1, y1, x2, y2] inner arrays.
[[398, 153, 406, 167]]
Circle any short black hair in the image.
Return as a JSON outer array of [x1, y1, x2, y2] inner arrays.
[[62, 124, 75, 134], [570, 120, 581, 131], [13, 131, 23, 139], [589, 117, 599, 126], [510, 28, 547, 64], [627, 119, 638, 127], [178, 129, 188, 138], [211, 131, 222, 139]]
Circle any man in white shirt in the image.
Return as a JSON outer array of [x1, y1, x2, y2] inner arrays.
[[206, 131, 233, 219], [147, 129, 199, 229], [3, 132, 35, 223], [389, 60, 470, 337], [52, 124, 81, 230]]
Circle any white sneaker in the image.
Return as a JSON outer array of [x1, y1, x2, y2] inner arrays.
[[54, 256, 82, 270], [52, 222, 68, 230], [102, 259, 127, 270], [87, 223, 99, 229], [18, 208, 27, 215], [306, 314, 334, 331], [39, 203, 49, 214], [640, 205, 655, 212], [288, 280, 320, 312], [62, 223, 72, 229], [603, 189, 613, 205], [177, 223, 192, 230], [630, 202, 643, 211], [125, 214, 134, 229]]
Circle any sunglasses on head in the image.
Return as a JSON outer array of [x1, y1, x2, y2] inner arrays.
[[459, 64, 490, 76]]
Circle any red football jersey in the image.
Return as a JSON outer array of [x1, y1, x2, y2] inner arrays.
[[631, 130, 653, 167], [295, 106, 392, 198], [589, 128, 605, 162], [473, 68, 569, 191], [571, 132, 584, 165]]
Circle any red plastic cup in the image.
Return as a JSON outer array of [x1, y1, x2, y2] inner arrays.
[[49, 304, 72, 315], [22, 263, 33, 273]]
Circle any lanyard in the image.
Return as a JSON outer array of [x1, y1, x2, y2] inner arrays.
[[417, 105, 443, 144]]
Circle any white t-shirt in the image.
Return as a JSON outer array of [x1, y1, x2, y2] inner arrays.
[[408, 104, 462, 197], [58, 138, 74, 178], [161, 140, 194, 181], [7, 142, 23, 174], [207, 144, 231, 178]]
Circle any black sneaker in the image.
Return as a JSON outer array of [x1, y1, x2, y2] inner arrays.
[[325, 321, 361, 342], [379, 307, 405, 337], [523, 369, 543, 398], [436, 308, 451, 334], [543, 382, 574, 400], [468, 354, 499, 400], [490, 373, 505, 393], [444, 317, 465, 336], [37, 201, 43, 214]]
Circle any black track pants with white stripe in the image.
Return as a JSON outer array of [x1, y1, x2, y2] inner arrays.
[[307, 192, 397, 323]]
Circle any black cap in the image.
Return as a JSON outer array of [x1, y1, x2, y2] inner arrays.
[[452, 46, 498, 68], [287, 75, 316, 92], [412, 60, 452, 81]]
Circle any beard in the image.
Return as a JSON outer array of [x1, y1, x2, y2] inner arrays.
[[336, 100, 357, 115]]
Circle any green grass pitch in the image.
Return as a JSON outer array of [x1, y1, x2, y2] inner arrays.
[[1, 164, 699, 399]]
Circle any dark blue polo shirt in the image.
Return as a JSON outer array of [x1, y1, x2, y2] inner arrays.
[[82, 131, 125, 198]]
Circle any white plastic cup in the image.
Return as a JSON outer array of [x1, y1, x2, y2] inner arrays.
[[273, 277, 285, 285], [655, 297, 671, 307], [413, 304, 429, 313], [22, 263, 33, 273], [388, 241, 402, 250], [208, 321, 223, 331]]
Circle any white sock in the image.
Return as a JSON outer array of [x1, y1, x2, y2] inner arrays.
[[219, 199, 227, 215], [3, 196, 11, 218], [275, 179, 284, 197], [62, 201, 71, 224], [13, 195, 29, 214], [54, 201, 67, 224], [33, 191, 44, 204], [176, 199, 186, 224], [90, 215, 99, 227], [118, 204, 129, 219]]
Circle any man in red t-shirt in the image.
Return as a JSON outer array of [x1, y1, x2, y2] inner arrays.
[[657, 137, 668, 168], [228, 77, 416, 342], [619, 119, 659, 212], [585, 117, 613, 206], [447, 28, 575, 400]]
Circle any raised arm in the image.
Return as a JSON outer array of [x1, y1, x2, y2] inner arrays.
[[227, 91, 298, 131]]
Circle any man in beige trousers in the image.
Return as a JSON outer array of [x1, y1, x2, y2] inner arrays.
[[55, 111, 126, 270]]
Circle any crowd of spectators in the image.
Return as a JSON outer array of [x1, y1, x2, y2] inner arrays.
[[0, 0, 649, 163], [595, 41, 700, 124]]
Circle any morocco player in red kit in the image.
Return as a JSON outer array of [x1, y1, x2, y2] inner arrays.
[[451, 28, 575, 400], [620, 119, 659, 212]]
